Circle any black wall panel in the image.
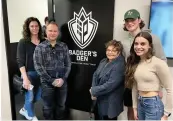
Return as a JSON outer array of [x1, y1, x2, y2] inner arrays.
[[49, 0, 115, 111]]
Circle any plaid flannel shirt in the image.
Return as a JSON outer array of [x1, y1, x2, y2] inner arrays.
[[33, 40, 71, 84]]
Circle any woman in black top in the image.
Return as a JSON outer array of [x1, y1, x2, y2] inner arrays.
[[17, 17, 44, 120]]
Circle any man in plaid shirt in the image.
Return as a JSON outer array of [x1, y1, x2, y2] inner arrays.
[[33, 21, 71, 120]]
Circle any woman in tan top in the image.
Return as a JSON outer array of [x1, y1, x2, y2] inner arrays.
[[125, 31, 172, 120], [122, 9, 166, 121]]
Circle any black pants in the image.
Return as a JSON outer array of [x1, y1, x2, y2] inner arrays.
[[41, 83, 67, 120], [102, 115, 117, 120], [93, 102, 117, 120], [124, 88, 132, 107]]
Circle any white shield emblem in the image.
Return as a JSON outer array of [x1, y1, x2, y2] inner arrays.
[[68, 7, 98, 49]]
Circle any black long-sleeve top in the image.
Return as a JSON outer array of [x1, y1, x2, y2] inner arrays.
[[16, 38, 44, 71]]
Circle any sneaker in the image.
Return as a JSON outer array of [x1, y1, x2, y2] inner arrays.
[[19, 108, 32, 120], [32, 116, 38, 121]]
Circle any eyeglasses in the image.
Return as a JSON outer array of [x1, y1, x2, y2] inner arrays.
[[106, 49, 117, 53]]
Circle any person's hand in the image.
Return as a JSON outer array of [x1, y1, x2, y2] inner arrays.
[[56, 78, 64, 87], [91, 96, 97, 100], [52, 78, 64, 87], [159, 91, 163, 99], [52, 79, 59, 87], [89, 88, 97, 100], [89, 88, 92, 94], [133, 108, 138, 120], [23, 78, 31, 90], [161, 115, 168, 120]]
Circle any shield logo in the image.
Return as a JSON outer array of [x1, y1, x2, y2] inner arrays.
[[68, 7, 98, 49]]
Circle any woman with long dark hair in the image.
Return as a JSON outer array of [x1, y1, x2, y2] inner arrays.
[[125, 32, 172, 120], [121, 9, 167, 120], [17, 17, 44, 120]]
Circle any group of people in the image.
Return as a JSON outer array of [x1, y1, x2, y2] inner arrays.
[[17, 17, 71, 120], [16, 9, 172, 121]]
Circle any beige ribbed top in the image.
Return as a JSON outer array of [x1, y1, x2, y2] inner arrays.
[[132, 56, 172, 113]]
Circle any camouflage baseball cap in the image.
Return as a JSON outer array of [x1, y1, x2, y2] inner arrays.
[[124, 9, 140, 20]]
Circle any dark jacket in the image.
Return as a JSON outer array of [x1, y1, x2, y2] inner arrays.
[[16, 38, 44, 87], [33, 40, 71, 85], [91, 55, 125, 118], [17, 39, 38, 71]]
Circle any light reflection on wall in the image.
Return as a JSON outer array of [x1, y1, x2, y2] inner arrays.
[[149, 1, 173, 58]]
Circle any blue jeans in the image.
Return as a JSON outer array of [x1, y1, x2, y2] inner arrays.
[[138, 95, 164, 120], [23, 71, 41, 117], [41, 82, 67, 120]]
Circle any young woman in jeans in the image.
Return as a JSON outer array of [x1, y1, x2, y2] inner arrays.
[[125, 32, 172, 120], [17, 17, 44, 120], [121, 9, 167, 120]]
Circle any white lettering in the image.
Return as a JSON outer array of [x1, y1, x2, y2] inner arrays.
[[69, 50, 97, 57], [70, 50, 97, 62], [69, 50, 72, 55], [77, 56, 88, 61], [92, 51, 97, 57]]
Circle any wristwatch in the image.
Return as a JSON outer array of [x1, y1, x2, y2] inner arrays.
[[164, 111, 171, 117]]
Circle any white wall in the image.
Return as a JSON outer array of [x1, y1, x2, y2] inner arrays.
[[0, 0, 12, 120], [7, 0, 48, 43], [0, 0, 48, 119]]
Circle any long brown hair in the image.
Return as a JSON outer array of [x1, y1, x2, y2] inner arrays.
[[125, 32, 154, 88], [22, 17, 43, 39]]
